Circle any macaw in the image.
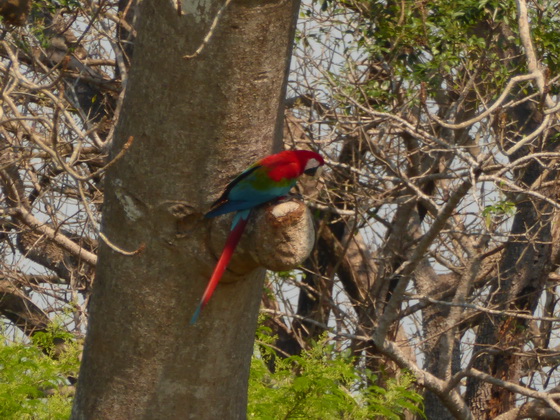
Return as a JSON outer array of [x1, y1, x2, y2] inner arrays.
[[190, 149, 325, 324]]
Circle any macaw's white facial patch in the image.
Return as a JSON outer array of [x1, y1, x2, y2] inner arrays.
[[305, 158, 321, 171], [303, 159, 324, 177]]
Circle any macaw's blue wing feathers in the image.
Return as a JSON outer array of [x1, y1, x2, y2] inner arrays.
[[205, 165, 261, 218], [205, 200, 258, 218], [190, 210, 251, 324], [205, 166, 297, 218]]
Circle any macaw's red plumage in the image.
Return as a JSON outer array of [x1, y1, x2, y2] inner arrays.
[[190, 150, 324, 324]]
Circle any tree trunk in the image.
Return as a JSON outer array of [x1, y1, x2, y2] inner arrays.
[[466, 103, 557, 418], [72, 0, 301, 418]]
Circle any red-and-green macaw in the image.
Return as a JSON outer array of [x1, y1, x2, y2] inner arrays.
[[190, 149, 325, 324]]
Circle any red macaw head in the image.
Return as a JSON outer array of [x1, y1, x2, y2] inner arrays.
[[293, 150, 325, 177]]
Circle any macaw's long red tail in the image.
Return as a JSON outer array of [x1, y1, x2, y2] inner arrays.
[[190, 210, 251, 324]]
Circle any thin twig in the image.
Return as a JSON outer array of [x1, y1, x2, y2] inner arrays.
[[183, 0, 234, 59], [98, 232, 145, 256], [77, 180, 144, 257]]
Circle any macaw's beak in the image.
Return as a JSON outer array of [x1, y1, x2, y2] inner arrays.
[[304, 166, 324, 177]]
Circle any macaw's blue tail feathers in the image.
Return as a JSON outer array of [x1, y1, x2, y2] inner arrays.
[[190, 304, 202, 325], [231, 209, 251, 228], [190, 210, 251, 325]]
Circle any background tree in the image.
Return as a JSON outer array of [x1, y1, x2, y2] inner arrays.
[[267, 0, 560, 419], [1, 0, 560, 419]]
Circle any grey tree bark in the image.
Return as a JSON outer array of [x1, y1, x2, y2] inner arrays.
[[72, 0, 302, 418]]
